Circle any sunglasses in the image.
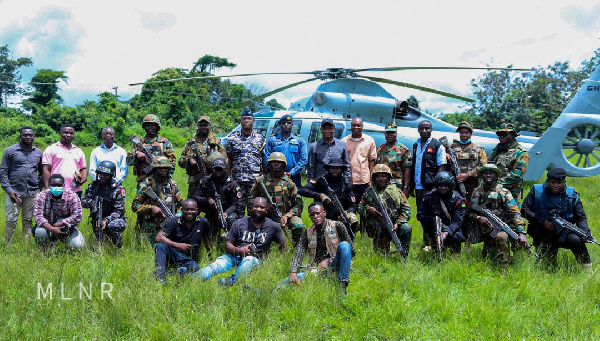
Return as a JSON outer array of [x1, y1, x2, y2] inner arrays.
[[496, 132, 509, 137]]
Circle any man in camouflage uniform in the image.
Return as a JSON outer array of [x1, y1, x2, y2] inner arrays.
[[488, 122, 529, 209], [127, 114, 176, 189], [358, 164, 412, 256], [376, 123, 412, 197], [132, 156, 184, 245], [298, 157, 358, 236], [249, 152, 305, 246], [468, 164, 529, 267], [178, 115, 226, 197], [226, 107, 266, 211], [193, 158, 244, 256]]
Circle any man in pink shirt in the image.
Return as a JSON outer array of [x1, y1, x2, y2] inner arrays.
[[341, 117, 377, 205], [42, 124, 88, 197]]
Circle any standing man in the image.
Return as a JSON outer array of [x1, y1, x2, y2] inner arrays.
[[376, 123, 412, 198], [449, 121, 487, 200], [307, 118, 350, 182], [488, 122, 529, 209], [42, 124, 87, 197], [154, 199, 209, 285], [179, 115, 225, 197], [342, 117, 377, 205], [249, 152, 305, 246], [127, 114, 176, 189], [81, 161, 127, 247], [410, 120, 446, 210], [264, 114, 308, 188], [0, 126, 43, 243], [468, 164, 529, 268], [359, 164, 412, 256], [89, 127, 128, 184], [226, 107, 266, 209], [33, 174, 84, 249], [132, 156, 183, 245], [199, 197, 287, 286], [522, 168, 593, 272]]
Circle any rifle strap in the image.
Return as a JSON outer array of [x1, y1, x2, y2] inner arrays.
[[439, 198, 452, 221]]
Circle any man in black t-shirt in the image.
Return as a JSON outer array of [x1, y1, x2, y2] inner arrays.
[[154, 199, 208, 285], [199, 197, 287, 286]]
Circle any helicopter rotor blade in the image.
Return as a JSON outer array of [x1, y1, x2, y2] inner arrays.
[[129, 71, 316, 86], [360, 75, 475, 102], [352, 66, 532, 73], [253, 77, 320, 101]]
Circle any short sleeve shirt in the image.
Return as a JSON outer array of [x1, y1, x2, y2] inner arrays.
[[42, 142, 87, 192], [161, 217, 207, 260], [226, 216, 285, 257]]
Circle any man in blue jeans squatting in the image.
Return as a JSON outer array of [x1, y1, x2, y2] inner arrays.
[[284, 201, 354, 293], [154, 198, 208, 285], [200, 196, 287, 286]]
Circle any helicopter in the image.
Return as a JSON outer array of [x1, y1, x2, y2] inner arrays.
[[132, 65, 600, 181]]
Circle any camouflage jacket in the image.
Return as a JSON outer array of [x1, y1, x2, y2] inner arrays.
[[450, 141, 487, 180], [468, 183, 526, 234], [376, 141, 412, 187], [178, 132, 225, 183], [132, 175, 183, 230], [249, 173, 303, 219], [358, 185, 411, 226], [488, 140, 529, 191], [226, 129, 265, 184], [126, 135, 176, 182]]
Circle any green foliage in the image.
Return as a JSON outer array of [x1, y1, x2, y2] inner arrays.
[[0, 45, 33, 106], [191, 55, 237, 74], [406, 94, 420, 109], [26, 69, 68, 107], [265, 98, 286, 110]]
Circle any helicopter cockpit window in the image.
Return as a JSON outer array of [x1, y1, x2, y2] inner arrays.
[[271, 120, 302, 136], [253, 120, 270, 136], [308, 122, 345, 143]]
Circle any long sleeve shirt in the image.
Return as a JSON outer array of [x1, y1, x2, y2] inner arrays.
[[89, 143, 128, 183], [0, 143, 43, 196], [33, 189, 82, 229]]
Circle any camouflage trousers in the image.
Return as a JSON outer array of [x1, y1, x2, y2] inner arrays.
[[364, 219, 412, 257], [507, 187, 523, 209], [283, 215, 306, 248], [482, 231, 511, 265], [92, 218, 126, 248]]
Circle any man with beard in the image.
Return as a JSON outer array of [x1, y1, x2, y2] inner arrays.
[[342, 117, 377, 204], [488, 123, 529, 208], [89, 127, 128, 184], [42, 124, 87, 197], [179, 115, 226, 197], [410, 120, 446, 211], [417, 171, 467, 254], [468, 164, 529, 268], [1, 126, 43, 243], [33, 174, 85, 249], [298, 157, 358, 237], [522, 168, 593, 272], [359, 164, 412, 256], [376, 123, 412, 197], [193, 158, 244, 256], [264, 114, 308, 188], [81, 161, 126, 247], [249, 152, 305, 246], [127, 114, 176, 189], [154, 199, 209, 286], [307, 118, 350, 182], [199, 197, 286, 286]]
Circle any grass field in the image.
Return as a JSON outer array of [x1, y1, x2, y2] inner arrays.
[[1, 147, 600, 339]]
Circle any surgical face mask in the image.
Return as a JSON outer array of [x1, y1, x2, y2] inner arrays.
[[50, 186, 64, 197], [460, 138, 471, 145]]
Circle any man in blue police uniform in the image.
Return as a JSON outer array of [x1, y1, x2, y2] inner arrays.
[[264, 114, 308, 188]]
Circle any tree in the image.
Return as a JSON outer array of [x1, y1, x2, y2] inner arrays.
[[27, 69, 68, 106], [191, 55, 237, 74], [265, 98, 286, 110], [0, 45, 33, 106], [406, 95, 420, 109]]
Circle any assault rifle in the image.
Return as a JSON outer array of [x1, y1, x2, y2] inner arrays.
[[189, 140, 208, 181], [92, 196, 104, 247], [210, 180, 228, 234], [366, 187, 407, 263], [549, 213, 600, 246], [129, 134, 154, 174], [434, 216, 444, 261], [256, 181, 291, 239], [470, 203, 539, 259], [319, 177, 355, 240], [439, 136, 467, 198], [143, 187, 176, 225]]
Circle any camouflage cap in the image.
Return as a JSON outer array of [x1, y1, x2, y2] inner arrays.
[[496, 122, 519, 136], [456, 121, 473, 133], [385, 123, 397, 132], [197, 115, 211, 124], [477, 163, 502, 177], [151, 156, 172, 169]]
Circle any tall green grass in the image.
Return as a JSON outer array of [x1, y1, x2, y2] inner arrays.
[[1, 147, 599, 338]]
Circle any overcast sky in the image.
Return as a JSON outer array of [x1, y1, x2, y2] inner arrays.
[[1, 0, 598, 113]]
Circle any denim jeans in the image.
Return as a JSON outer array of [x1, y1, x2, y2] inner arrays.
[[154, 243, 199, 279], [200, 253, 260, 281]]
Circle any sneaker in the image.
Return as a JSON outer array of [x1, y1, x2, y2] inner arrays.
[[157, 277, 167, 286], [422, 246, 432, 252], [218, 275, 236, 287], [582, 263, 593, 274], [177, 266, 188, 278], [340, 279, 349, 294]]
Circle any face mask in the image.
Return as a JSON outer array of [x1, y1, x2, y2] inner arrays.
[[50, 186, 64, 197], [460, 138, 471, 145]]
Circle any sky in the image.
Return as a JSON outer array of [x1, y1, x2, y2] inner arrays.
[[1, 0, 599, 114]]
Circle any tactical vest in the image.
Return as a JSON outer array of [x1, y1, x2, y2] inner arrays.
[[532, 183, 575, 221], [88, 180, 120, 218], [307, 219, 340, 264], [412, 138, 442, 189], [453, 144, 481, 174]]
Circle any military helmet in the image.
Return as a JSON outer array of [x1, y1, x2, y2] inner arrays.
[[142, 114, 161, 128], [372, 163, 392, 177], [151, 156, 172, 169], [267, 152, 287, 167], [477, 163, 502, 177], [96, 160, 116, 177], [435, 171, 455, 186]]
